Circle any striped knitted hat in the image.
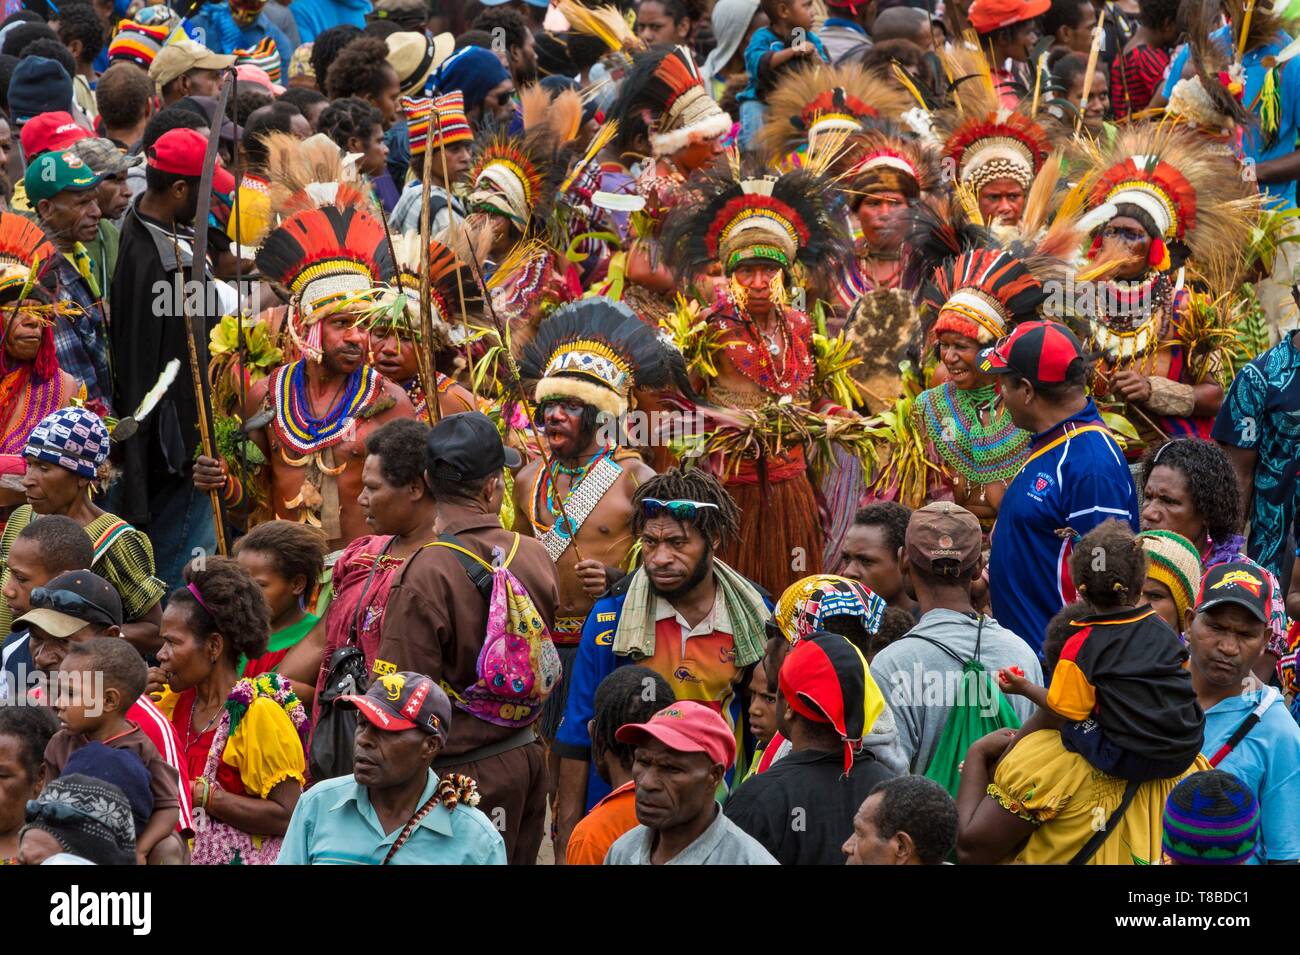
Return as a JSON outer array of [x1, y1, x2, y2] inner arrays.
[[1163, 770, 1260, 865], [403, 91, 472, 157], [234, 37, 282, 84], [106, 6, 181, 69], [1139, 530, 1202, 621]]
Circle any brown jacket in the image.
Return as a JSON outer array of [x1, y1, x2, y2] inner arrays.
[[375, 501, 560, 759]]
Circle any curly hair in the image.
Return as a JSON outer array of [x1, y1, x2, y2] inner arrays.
[[16, 513, 93, 574], [630, 467, 741, 548], [141, 104, 208, 151], [867, 775, 958, 865], [1069, 519, 1147, 610], [472, 5, 531, 50], [234, 520, 328, 591], [243, 102, 305, 168], [21, 37, 76, 80], [1043, 599, 1089, 678], [63, 637, 148, 711], [173, 555, 271, 664], [54, 2, 105, 65], [324, 35, 395, 101], [0, 22, 56, 58], [1137, 0, 1181, 30], [232, 87, 274, 126], [0, 704, 59, 780], [1140, 438, 1240, 545], [591, 664, 675, 777], [317, 96, 383, 152], [310, 24, 363, 91], [852, 501, 912, 556], [365, 417, 432, 490]]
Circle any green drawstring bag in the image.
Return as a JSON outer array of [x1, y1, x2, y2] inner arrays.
[[906, 617, 1022, 797]]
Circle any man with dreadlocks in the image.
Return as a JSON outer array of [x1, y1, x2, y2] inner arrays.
[[514, 299, 669, 739], [661, 161, 856, 596], [552, 468, 771, 861], [1072, 122, 1255, 455], [193, 201, 415, 549]]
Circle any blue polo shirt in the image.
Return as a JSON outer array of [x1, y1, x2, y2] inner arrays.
[[989, 399, 1139, 656], [275, 770, 506, 865], [1204, 688, 1300, 864], [1163, 28, 1300, 209]]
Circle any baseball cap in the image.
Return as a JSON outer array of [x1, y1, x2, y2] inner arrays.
[[70, 137, 144, 177], [615, 700, 736, 769], [13, 570, 124, 637], [147, 127, 236, 195], [149, 39, 236, 89], [234, 63, 285, 97], [905, 501, 982, 576], [1195, 562, 1272, 624], [968, 0, 1051, 33], [338, 671, 451, 740], [978, 320, 1084, 387], [425, 411, 522, 482], [24, 149, 102, 204], [369, 0, 429, 23], [20, 112, 90, 159]]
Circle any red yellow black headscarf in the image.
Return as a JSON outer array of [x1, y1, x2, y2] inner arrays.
[[778, 631, 885, 775]]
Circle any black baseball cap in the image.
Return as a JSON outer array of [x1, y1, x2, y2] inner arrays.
[[338, 671, 451, 740], [14, 570, 124, 637], [425, 411, 522, 482], [978, 320, 1084, 388], [1195, 562, 1272, 624]]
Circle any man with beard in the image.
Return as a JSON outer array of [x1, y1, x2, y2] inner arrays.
[[552, 469, 771, 861], [110, 129, 236, 589], [193, 202, 415, 551], [277, 672, 506, 864]]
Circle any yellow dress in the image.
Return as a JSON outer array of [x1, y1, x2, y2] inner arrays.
[[988, 730, 1210, 865]]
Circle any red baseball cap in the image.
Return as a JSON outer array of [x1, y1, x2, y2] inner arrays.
[[20, 112, 90, 159], [615, 700, 736, 769], [968, 0, 1050, 33], [978, 320, 1084, 387], [146, 127, 235, 195]]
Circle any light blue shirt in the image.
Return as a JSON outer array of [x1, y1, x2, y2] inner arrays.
[[1203, 687, 1300, 864], [276, 770, 506, 865], [1163, 27, 1300, 209]]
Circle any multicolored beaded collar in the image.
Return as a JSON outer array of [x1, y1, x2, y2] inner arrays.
[[271, 360, 382, 456]]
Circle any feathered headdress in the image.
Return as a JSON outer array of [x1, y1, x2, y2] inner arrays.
[[1075, 121, 1259, 286], [1165, 0, 1255, 136], [467, 84, 583, 238], [376, 233, 480, 351], [263, 132, 375, 222], [933, 43, 1056, 196], [613, 45, 732, 157], [663, 155, 853, 278], [518, 297, 680, 418], [0, 212, 59, 379], [843, 124, 944, 200], [755, 61, 913, 164], [255, 205, 394, 361]]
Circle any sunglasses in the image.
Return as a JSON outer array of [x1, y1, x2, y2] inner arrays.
[[29, 587, 111, 624], [640, 499, 720, 520]]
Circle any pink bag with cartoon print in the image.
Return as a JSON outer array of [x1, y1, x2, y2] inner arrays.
[[427, 533, 562, 728]]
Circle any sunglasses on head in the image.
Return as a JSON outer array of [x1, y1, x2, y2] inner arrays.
[[640, 498, 719, 521], [30, 587, 107, 624]]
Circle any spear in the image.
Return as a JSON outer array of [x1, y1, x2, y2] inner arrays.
[[416, 96, 444, 424], [461, 242, 586, 562], [1077, 11, 1106, 134]]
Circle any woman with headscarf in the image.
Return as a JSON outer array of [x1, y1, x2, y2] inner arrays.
[[701, 0, 763, 94], [0, 408, 166, 654]]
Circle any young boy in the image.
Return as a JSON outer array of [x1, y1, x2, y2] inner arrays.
[[0, 516, 94, 701], [999, 520, 1204, 781], [390, 91, 474, 234], [737, 0, 828, 147], [44, 637, 181, 866]]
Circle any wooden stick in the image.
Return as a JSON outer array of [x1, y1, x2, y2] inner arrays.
[[428, 106, 479, 404], [1078, 13, 1105, 135], [416, 99, 442, 425]]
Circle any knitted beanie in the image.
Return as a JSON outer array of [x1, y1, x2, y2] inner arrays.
[[1163, 770, 1260, 865], [64, 742, 155, 836], [1139, 530, 1203, 621], [22, 773, 138, 865]]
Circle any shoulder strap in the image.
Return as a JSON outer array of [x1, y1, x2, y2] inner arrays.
[[383, 791, 442, 864], [1208, 692, 1274, 767], [1068, 778, 1141, 865], [424, 533, 502, 601], [898, 633, 969, 667]]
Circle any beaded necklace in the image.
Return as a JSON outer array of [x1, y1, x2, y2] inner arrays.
[[914, 381, 1029, 486], [715, 293, 812, 396], [271, 360, 382, 456], [0, 365, 63, 454], [531, 446, 613, 533]]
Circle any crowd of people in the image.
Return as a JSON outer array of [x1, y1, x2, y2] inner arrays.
[[0, 0, 1296, 868]]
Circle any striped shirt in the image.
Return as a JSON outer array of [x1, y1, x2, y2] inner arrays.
[[129, 694, 194, 834], [1110, 45, 1171, 119]]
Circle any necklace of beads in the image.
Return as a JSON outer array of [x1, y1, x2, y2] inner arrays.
[[531, 446, 613, 533], [272, 360, 381, 456], [717, 293, 811, 396], [914, 381, 1030, 486]]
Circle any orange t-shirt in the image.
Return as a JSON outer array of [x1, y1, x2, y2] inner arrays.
[[566, 781, 639, 865]]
